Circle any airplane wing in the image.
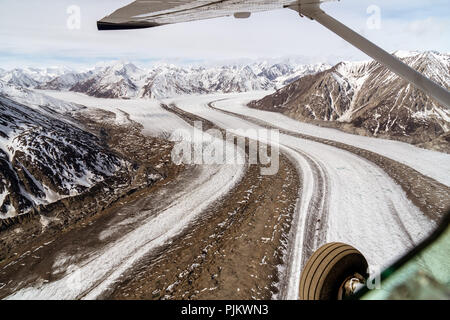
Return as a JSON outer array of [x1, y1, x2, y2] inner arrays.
[[97, 0, 450, 108], [97, 0, 333, 30]]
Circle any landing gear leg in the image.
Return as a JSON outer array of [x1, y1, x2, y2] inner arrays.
[[299, 242, 369, 300], [290, 3, 450, 109]]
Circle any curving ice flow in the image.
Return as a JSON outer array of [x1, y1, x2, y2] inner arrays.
[[205, 91, 450, 187], [6, 91, 246, 300], [7, 160, 245, 300], [167, 94, 436, 300], [11, 90, 443, 300], [38, 90, 193, 137]]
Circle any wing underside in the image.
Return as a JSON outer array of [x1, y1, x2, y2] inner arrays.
[[97, 0, 331, 30]]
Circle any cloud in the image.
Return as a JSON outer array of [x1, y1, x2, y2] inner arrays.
[[405, 17, 447, 35], [0, 0, 448, 69]]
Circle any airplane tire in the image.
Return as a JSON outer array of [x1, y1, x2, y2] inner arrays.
[[299, 242, 368, 300]]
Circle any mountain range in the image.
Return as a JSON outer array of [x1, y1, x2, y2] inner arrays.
[[0, 51, 449, 219], [0, 59, 331, 218], [0, 61, 330, 99], [249, 51, 450, 150], [1, 52, 449, 148], [0, 94, 127, 218]]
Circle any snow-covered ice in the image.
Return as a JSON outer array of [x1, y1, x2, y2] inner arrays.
[[205, 92, 450, 187], [165, 93, 438, 299], [5, 91, 247, 300], [4, 90, 445, 300]]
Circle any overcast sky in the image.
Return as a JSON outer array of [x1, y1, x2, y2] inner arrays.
[[0, 0, 449, 69]]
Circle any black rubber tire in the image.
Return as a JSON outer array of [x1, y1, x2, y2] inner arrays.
[[299, 242, 368, 300]]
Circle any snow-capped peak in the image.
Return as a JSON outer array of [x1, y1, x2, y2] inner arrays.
[[31, 60, 331, 99], [393, 50, 421, 59]]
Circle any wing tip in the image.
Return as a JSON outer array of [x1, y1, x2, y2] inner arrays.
[[97, 20, 161, 31]]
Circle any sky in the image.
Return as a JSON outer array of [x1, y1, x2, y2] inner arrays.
[[0, 0, 449, 69]]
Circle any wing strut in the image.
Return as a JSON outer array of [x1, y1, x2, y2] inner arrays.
[[293, 3, 450, 109]]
